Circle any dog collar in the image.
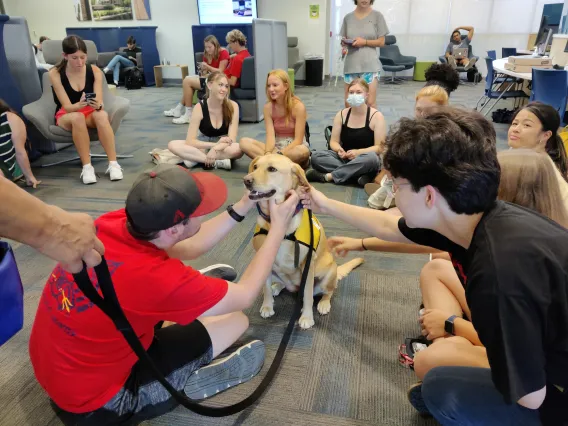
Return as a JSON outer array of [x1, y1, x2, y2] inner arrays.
[[256, 202, 303, 223]]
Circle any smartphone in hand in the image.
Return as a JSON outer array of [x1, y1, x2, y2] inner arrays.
[[84, 92, 96, 101], [343, 39, 354, 45]]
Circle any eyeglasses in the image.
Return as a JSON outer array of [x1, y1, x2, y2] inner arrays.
[[390, 179, 412, 195]]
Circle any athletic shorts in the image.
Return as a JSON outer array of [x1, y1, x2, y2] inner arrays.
[[51, 320, 213, 426], [55, 105, 95, 126], [344, 72, 381, 85]]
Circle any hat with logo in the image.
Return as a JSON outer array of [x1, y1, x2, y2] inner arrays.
[[126, 164, 227, 233]]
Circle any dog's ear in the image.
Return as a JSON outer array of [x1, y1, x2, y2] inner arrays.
[[292, 163, 309, 189], [248, 156, 260, 174]]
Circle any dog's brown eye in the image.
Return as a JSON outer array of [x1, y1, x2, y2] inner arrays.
[[253, 165, 258, 170], [267, 166, 277, 172]]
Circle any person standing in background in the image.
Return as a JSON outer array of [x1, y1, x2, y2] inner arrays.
[[340, 0, 388, 109]]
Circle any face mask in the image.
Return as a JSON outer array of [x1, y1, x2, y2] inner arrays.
[[347, 93, 366, 107]]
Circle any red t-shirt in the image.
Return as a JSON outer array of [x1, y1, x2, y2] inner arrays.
[[205, 48, 230, 69], [29, 209, 228, 413], [224, 49, 251, 87]]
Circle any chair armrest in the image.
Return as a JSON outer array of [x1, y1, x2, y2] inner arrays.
[[106, 96, 130, 134], [22, 99, 55, 137], [97, 52, 115, 68], [136, 52, 143, 67], [399, 55, 417, 64], [379, 57, 396, 66]]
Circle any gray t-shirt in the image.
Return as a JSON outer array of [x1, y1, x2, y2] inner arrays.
[[340, 10, 389, 75], [446, 35, 471, 58]]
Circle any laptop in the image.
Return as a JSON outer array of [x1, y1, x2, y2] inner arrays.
[[453, 47, 469, 58]]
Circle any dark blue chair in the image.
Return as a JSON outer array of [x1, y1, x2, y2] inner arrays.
[[476, 57, 528, 117], [487, 50, 497, 60], [502, 47, 517, 58], [530, 68, 568, 123]]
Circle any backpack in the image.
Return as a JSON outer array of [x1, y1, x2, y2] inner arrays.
[[125, 67, 143, 90], [467, 68, 482, 84]]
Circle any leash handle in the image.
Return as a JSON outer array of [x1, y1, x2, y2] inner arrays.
[[71, 210, 315, 418]]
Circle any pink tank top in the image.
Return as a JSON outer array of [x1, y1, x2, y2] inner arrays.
[[271, 103, 296, 138]]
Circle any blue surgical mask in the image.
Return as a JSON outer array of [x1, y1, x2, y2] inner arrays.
[[347, 93, 366, 107]]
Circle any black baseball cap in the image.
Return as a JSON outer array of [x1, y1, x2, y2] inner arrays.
[[126, 164, 228, 233]]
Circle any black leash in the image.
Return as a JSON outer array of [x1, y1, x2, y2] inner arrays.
[[72, 210, 315, 418]]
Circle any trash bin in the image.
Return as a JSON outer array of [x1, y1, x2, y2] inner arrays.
[[305, 54, 324, 87], [413, 61, 437, 81]]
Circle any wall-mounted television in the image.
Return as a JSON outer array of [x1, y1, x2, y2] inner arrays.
[[197, 0, 258, 25]]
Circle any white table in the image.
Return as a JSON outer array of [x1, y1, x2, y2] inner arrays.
[[492, 58, 532, 81]]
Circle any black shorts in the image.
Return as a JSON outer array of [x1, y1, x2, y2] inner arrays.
[[52, 320, 213, 426]]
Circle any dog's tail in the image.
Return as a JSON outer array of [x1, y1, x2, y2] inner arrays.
[[337, 257, 365, 281]]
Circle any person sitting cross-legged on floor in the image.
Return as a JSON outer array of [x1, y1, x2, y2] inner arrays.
[[168, 71, 243, 171], [307, 78, 386, 187], [239, 69, 310, 168], [30, 163, 301, 425]]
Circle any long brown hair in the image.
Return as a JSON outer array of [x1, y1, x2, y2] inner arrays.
[[266, 69, 300, 126], [206, 71, 234, 125], [498, 149, 568, 227], [203, 35, 221, 63], [55, 35, 88, 73]]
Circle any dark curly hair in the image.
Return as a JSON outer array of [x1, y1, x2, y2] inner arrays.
[[424, 63, 460, 95], [384, 106, 500, 215]]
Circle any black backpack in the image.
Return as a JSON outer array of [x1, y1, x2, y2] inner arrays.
[[467, 68, 482, 84], [125, 67, 143, 90]]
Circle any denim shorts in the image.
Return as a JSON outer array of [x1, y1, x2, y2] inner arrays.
[[344, 72, 381, 84]]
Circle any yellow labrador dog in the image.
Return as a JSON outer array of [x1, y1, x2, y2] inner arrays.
[[244, 154, 364, 329]]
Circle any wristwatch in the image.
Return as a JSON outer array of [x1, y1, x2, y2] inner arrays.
[[226, 204, 245, 222], [444, 315, 457, 335]]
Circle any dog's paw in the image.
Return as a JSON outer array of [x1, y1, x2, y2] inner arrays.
[[299, 315, 315, 329], [317, 299, 331, 315], [271, 282, 284, 297], [260, 305, 275, 318]]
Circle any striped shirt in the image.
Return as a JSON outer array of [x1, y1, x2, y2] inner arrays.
[[0, 112, 16, 178]]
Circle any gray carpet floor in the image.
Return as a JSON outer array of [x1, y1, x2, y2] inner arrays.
[[0, 79, 511, 426]]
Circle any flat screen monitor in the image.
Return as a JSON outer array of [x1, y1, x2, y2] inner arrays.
[[535, 15, 549, 46], [197, 0, 258, 24]]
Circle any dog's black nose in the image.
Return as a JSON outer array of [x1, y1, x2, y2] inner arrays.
[[244, 177, 253, 189]]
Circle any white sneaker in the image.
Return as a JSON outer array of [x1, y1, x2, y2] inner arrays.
[[80, 164, 97, 185], [464, 57, 477, 71], [172, 108, 192, 124], [103, 67, 110, 74], [367, 176, 395, 210], [215, 159, 231, 170], [164, 103, 183, 118], [105, 163, 124, 181], [448, 55, 457, 69]]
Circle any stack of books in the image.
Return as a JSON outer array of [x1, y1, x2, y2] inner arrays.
[[504, 56, 553, 73]]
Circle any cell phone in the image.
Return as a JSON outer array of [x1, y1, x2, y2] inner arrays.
[[84, 92, 96, 101], [343, 39, 354, 45]]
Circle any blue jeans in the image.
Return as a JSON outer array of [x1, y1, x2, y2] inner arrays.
[[105, 55, 134, 83], [422, 367, 541, 426]]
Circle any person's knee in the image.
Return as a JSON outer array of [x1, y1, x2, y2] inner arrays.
[[92, 110, 109, 123], [413, 346, 440, 380], [419, 259, 448, 291], [239, 137, 252, 149], [68, 112, 86, 127]]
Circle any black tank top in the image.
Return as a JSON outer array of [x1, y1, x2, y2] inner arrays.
[[52, 65, 95, 114], [199, 99, 229, 138], [340, 107, 377, 151]]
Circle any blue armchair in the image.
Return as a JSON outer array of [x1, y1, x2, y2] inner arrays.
[[379, 35, 416, 84]]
